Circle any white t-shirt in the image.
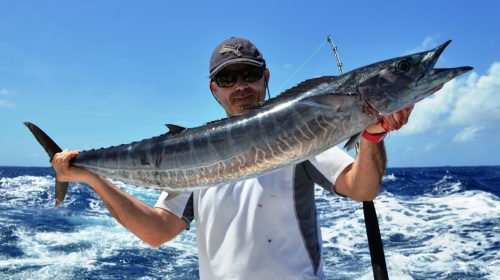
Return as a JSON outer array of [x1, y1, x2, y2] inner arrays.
[[155, 146, 354, 280]]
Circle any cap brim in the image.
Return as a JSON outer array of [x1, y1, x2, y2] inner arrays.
[[209, 58, 265, 78]]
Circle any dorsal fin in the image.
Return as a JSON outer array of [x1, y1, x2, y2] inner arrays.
[[165, 124, 187, 134], [249, 76, 337, 110]]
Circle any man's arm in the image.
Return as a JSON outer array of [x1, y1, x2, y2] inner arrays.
[[334, 139, 386, 201], [52, 150, 187, 248], [335, 105, 414, 201]]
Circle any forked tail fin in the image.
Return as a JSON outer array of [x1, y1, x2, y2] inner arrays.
[[24, 122, 68, 207]]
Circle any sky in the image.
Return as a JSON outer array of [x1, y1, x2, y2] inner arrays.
[[1, 0, 499, 168]]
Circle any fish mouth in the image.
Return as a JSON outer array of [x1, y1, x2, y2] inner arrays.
[[406, 65, 473, 108], [413, 40, 473, 100], [417, 40, 452, 84], [422, 65, 474, 88], [430, 66, 474, 77], [416, 40, 474, 85]]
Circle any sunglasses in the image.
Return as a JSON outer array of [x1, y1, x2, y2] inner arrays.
[[213, 66, 265, 88]]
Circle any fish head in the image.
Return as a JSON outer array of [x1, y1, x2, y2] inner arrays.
[[356, 40, 472, 115]]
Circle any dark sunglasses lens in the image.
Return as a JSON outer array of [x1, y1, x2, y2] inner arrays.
[[215, 72, 237, 87], [215, 67, 264, 87], [242, 68, 264, 82]]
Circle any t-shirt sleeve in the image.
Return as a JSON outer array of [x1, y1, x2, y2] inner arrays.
[[308, 146, 354, 189], [154, 191, 194, 230]]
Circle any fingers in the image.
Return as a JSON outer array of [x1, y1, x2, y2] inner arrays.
[[381, 115, 398, 131], [52, 149, 79, 166], [381, 105, 415, 132], [52, 149, 80, 182], [399, 105, 414, 127], [365, 122, 386, 134]]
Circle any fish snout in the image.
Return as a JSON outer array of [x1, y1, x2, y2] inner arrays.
[[417, 40, 452, 84]]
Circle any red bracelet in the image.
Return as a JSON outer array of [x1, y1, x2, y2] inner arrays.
[[362, 130, 387, 143]]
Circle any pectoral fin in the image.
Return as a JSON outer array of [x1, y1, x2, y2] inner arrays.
[[344, 132, 362, 151]]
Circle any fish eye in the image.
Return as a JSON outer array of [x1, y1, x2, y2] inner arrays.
[[396, 59, 412, 73]]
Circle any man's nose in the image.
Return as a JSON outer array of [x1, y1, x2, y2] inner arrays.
[[233, 75, 248, 90]]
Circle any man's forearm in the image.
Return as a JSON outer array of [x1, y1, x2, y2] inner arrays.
[[83, 173, 184, 247], [347, 138, 387, 201], [358, 138, 387, 177], [85, 174, 139, 225]]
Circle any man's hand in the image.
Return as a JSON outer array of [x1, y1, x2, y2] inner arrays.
[[336, 105, 416, 201], [52, 149, 93, 184], [366, 105, 415, 134]]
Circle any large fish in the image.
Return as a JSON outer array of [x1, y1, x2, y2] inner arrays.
[[25, 40, 472, 206]]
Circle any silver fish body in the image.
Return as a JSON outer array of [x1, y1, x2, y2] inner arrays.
[[73, 87, 378, 192], [25, 40, 472, 205]]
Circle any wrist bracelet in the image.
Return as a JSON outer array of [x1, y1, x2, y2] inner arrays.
[[362, 130, 387, 143]]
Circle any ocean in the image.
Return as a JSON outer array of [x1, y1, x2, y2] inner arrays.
[[0, 166, 498, 279]]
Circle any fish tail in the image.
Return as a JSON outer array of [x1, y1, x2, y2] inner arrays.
[[24, 122, 68, 207]]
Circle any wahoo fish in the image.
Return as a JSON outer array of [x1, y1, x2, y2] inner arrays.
[[25, 40, 472, 206]]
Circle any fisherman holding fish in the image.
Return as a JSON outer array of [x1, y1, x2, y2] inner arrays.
[[52, 37, 415, 279]]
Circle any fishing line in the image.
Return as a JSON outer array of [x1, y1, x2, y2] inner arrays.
[[276, 39, 328, 93]]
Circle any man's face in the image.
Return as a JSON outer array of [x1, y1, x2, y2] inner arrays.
[[210, 64, 269, 117]]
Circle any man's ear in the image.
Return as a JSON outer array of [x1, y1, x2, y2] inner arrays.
[[209, 79, 216, 93]]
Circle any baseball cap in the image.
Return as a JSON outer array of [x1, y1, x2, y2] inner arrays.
[[209, 37, 266, 79]]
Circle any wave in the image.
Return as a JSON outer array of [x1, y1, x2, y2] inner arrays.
[[318, 187, 499, 279], [383, 173, 398, 182], [1, 166, 499, 279]]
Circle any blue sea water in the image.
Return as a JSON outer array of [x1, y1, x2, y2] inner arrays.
[[0, 166, 498, 279]]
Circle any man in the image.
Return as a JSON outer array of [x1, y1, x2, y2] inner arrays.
[[52, 37, 413, 279]]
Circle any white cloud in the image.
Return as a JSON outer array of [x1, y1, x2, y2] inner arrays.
[[448, 63, 500, 124], [401, 80, 456, 134], [453, 125, 485, 143], [0, 89, 9, 96], [399, 61, 500, 137]]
